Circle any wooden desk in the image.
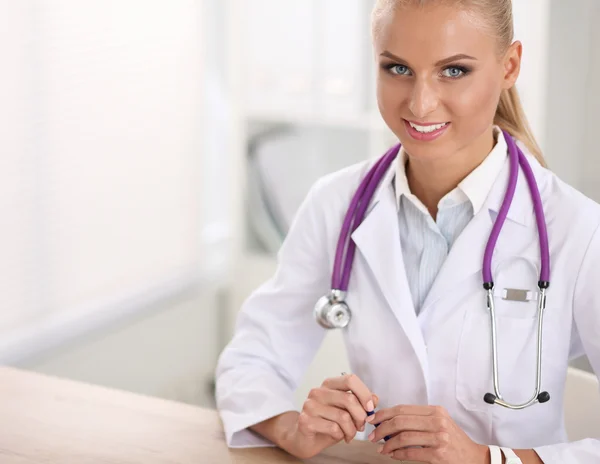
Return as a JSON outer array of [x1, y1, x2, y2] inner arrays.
[[0, 366, 412, 463]]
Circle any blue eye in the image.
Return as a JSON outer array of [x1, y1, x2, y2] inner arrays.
[[442, 66, 468, 78], [388, 64, 411, 75]]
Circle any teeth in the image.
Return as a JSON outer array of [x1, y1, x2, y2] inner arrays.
[[409, 121, 448, 133]]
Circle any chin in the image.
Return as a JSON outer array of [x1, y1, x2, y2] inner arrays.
[[401, 143, 457, 162], [396, 128, 457, 161]]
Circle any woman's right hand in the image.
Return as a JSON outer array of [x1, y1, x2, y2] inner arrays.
[[280, 373, 378, 459]]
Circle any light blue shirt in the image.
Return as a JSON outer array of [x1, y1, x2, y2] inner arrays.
[[394, 127, 507, 314]]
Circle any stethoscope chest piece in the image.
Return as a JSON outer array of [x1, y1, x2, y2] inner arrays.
[[314, 290, 351, 329]]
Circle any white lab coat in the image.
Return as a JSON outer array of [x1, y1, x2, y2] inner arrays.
[[216, 144, 600, 462]]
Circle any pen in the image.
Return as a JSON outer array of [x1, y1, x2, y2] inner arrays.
[[341, 373, 389, 442], [367, 409, 390, 441]]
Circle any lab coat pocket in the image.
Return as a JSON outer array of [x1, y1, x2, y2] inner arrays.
[[455, 254, 544, 414], [480, 254, 552, 403], [455, 255, 570, 443], [456, 306, 543, 412]]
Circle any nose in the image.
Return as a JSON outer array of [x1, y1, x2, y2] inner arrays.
[[408, 78, 439, 119]]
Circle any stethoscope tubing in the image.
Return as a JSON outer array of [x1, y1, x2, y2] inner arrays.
[[320, 131, 552, 409]]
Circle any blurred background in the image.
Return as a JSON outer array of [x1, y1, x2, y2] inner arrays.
[[1, 0, 599, 440]]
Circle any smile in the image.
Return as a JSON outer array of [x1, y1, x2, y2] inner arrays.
[[403, 119, 450, 141], [408, 121, 449, 133]]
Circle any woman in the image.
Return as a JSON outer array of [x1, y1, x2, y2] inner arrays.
[[216, 0, 600, 462]]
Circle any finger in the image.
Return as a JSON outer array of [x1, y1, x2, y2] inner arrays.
[[311, 389, 368, 430], [370, 415, 438, 443], [389, 445, 431, 462], [379, 431, 440, 455], [297, 412, 345, 443], [322, 373, 375, 413], [365, 395, 379, 424], [371, 404, 438, 425], [310, 403, 358, 443]]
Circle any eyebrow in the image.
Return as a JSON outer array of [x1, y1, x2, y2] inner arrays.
[[380, 51, 477, 67]]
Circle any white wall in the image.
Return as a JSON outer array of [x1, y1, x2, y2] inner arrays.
[[0, 1, 231, 409], [201, 0, 236, 273], [512, 0, 551, 147], [544, 0, 595, 187], [0, 0, 211, 364], [581, 1, 600, 201]]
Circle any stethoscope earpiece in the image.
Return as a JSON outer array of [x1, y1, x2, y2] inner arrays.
[[537, 391, 551, 403], [484, 393, 497, 405], [483, 390, 551, 408]]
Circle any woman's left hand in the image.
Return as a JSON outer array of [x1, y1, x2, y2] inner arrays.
[[368, 404, 489, 463]]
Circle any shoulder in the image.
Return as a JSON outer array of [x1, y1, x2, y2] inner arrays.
[[292, 158, 378, 245], [535, 162, 600, 229], [526, 148, 600, 251], [307, 158, 376, 210]]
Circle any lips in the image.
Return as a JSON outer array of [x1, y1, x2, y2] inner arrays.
[[403, 119, 450, 142]]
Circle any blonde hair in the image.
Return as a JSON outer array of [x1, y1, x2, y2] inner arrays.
[[372, 0, 546, 167]]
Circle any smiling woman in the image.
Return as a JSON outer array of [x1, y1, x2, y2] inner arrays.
[[372, 2, 542, 153], [370, 0, 545, 219], [216, 1, 600, 463]]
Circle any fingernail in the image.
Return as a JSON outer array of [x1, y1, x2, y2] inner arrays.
[[368, 431, 375, 441], [367, 400, 374, 412], [377, 444, 384, 453]]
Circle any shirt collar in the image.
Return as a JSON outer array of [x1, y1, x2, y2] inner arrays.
[[394, 126, 507, 216]]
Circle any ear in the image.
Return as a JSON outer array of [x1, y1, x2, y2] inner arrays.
[[502, 40, 522, 90]]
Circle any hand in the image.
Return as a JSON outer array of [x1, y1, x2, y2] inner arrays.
[[369, 404, 489, 463], [281, 373, 379, 459]]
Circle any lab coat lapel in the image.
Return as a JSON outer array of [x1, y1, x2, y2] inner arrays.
[[421, 152, 535, 313], [351, 175, 429, 373]]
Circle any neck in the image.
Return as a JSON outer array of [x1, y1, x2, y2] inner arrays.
[[406, 127, 496, 219]]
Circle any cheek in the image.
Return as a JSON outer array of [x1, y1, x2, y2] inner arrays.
[[376, 75, 406, 127], [447, 76, 501, 127], [445, 77, 501, 141]]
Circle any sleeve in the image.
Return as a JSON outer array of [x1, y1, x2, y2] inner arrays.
[[215, 179, 333, 448], [534, 222, 600, 462]]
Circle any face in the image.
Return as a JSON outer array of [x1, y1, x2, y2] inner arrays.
[[373, 3, 521, 161]]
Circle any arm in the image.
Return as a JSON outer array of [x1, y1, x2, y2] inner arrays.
[[368, 404, 544, 463], [250, 411, 300, 447], [533, 222, 600, 462], [215, 179, 331, 448]]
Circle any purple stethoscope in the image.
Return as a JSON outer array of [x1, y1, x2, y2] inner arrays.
[[314, 130, 551, 410]]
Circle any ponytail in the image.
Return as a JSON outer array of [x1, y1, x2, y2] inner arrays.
[[494, 86, 546, 167]]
